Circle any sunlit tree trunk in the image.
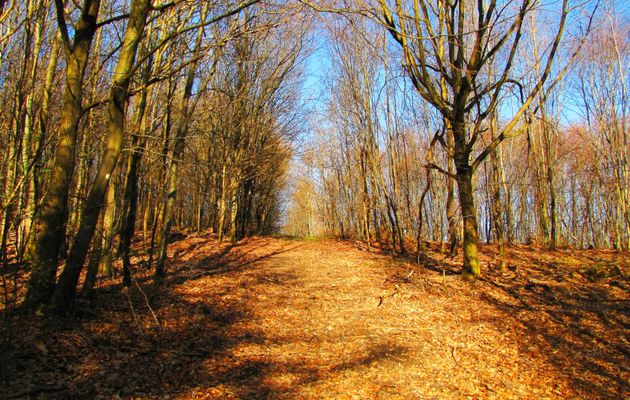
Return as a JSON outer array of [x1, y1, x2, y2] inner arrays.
[[52, 0, 152, 310], [489, 114, 507, 269], [119, 18, 162, 286], [25, 0, 102, 310], [98, 178, 117, 278], [452, 119, 481, 278], [446, 129, 458, 256], [217, 164, 228, 243]]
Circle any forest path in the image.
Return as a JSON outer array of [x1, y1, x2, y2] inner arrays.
[[3, 235, 628, 399], [152, 235, 627, 399]]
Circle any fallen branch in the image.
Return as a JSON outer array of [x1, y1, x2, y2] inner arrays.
[[377, 284, 399, 307], [123, 288, 144, 336], [450, 346, 460, 366], [134, 279, 162, 331]]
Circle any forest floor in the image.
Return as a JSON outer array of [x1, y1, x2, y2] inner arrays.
[[1, 233, 629, 399]]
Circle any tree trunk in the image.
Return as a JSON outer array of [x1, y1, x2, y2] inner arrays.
[[196, 192, 203, 234], [98, 178, 117, 278], [498, 146, 514, 243], [456, 165, 481, 278], [229, 191, 238, 243], [119, 109, 150, 286], [489, 114, 507, 269], [23, 32, 62, 260], [490, 145, 507, 270], [119, 29, 156, 286], [446, 126, 458, 256], [81, 209, 104, 297], [51, 0, 151, 311], [154, 4, 207, 278], [453, 118, 481, 278], [217, 164, 228, 243], [24, 0, 102, 310], [359, 156, 371, 250]]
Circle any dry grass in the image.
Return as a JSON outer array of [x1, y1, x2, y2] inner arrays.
[[1, 233, 628, 399]]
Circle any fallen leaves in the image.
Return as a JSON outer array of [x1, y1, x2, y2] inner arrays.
[[1, 234, 628, 398]]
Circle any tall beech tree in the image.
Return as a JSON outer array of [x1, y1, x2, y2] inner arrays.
[[51, 0, 153, 310], [24, 0, 102, 309]]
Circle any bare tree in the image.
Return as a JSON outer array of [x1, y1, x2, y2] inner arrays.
[[378, 0, 588, 277]]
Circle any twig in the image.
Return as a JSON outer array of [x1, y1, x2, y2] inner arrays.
[[450, 346, 460, 366], [123, 288, 144, 336], [442, 270, 447, 291], [377, 285, 399, 307], [166, 348, 217, 358], [134, 279, 162, 331]]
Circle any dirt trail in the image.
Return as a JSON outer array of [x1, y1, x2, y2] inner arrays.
[[2, 235, 628, 399]]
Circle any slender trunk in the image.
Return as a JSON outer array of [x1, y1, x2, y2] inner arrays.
[[229, 190, 238, 243], [119, 27, 156, 285], [489, 114, 507, 269], [217, 164, 227, 243], [196, 191, 203, 234], [25, 33, 61, 258], [154, 120, 187, 278], [143, 189, 152, 240], [360, 155, 371, 250], [148, 77, 173, 266], [490, 145, 507, 270], [147, 200, 160, 270], [446, 125, 458, 256], [81, 208, 104, 297], [543, 122, 558, 250], [68, 129, 89, 243], [119, 107, 150, 286], [98, 179, 117, 277], [499, 145, 514, 243]]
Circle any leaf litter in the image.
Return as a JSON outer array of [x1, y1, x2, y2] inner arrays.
[[1, 233, 628, 399]]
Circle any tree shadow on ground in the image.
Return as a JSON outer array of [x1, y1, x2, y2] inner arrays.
[[477, 262, 629, 399], [377, 240, 629, 398], [1, 237, 409, 399], [390, 245, 461, 276]]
